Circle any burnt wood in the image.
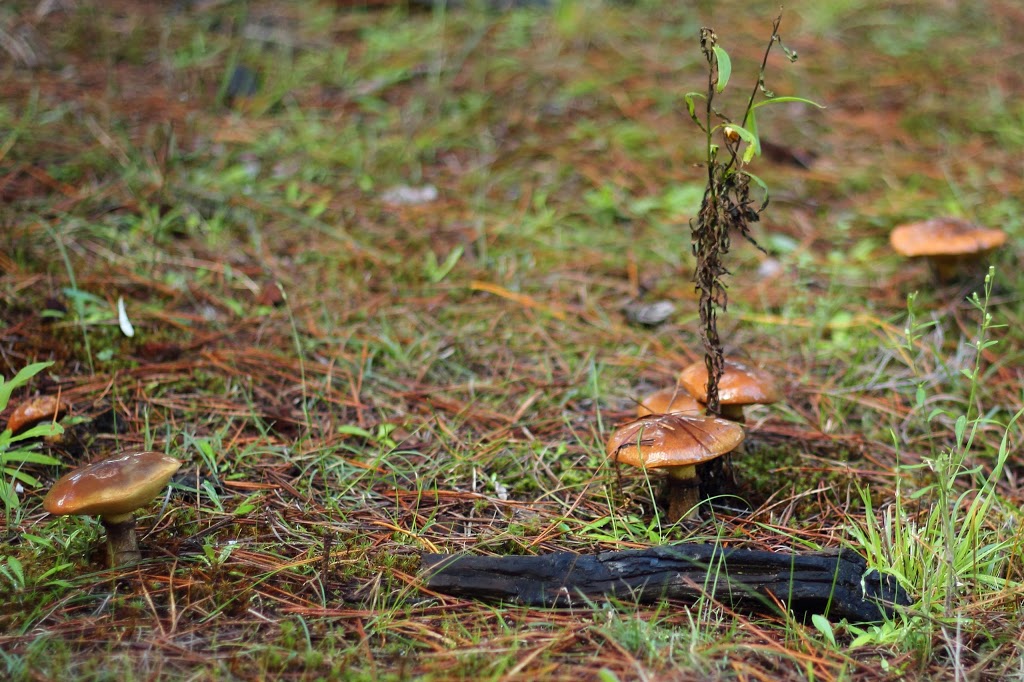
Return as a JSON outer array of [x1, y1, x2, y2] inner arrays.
[[422, 543, 910, 623]]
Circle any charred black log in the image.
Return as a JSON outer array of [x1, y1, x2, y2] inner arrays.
[[422, 544, 909, 623]]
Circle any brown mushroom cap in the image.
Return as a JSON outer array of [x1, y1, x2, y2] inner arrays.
[[43, 451, 181, 522], [636, 387, 703, 418], [679, 360, 781, 406], [607, 413, 745, 471], [889, 217, 1006, 257]]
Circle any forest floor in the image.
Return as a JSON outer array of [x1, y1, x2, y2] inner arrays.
[[1, 1, 1022, 679]]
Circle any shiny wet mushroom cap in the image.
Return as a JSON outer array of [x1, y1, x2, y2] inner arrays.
[[679, 360, 781, 422], [44, 450, 181, 566], [6, 395, 69, 436], [636, 387, 703, 418], [607, 413, 745, 521]]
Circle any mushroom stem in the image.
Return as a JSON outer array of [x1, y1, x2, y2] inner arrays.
[[716, 404, 747, 423], [663, 465, 701, 522], [928, 254, 987, 284], [101, 516, 141, 566]]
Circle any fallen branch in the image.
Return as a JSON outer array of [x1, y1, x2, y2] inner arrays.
[[422, 543, 910, 623]]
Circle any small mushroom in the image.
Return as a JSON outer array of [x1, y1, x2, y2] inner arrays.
[[679, 360, 781, 422], [889, 217, 1006, 281], [607, 413, 745, 522], [6, 395, 69, 436], [43, 450, 181, 566], [636, 387, 703, 418]]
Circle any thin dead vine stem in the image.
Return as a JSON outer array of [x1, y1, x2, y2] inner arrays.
[[690, 17, 787, 414]]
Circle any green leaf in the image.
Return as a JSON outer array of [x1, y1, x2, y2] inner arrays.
[[908, 486, 931, 500], [752, 95, 825, 110], [21, 532, 54, 549], [1, 469, 44, 487], [233, 493, 261, 516], [745, 108, 759, 152], [683, 92, 706, 130], [8, 422, 63, 444], [578, 516, 613, 532], [0, 479, 18, 509], [3, 556, 25, 588], [712, 46, 731, 92], [337, 424, 376, 440], [1, 449, 62, 467], [720, 124, 760, 163], [954, 414, 967, 446], [425, 245, 464, 283], [742, 145, 756, 164], [811, 614, 837, 647], [37, 563, 74, 583], [741, 170, 770, 207], [849, 633, 873, 648], [0, 361, 55, 411]]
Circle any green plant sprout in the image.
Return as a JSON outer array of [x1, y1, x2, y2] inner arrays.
[[0, 362, 63, 519], [684, 14, 822, 413], [850, 268, 1024, 642]]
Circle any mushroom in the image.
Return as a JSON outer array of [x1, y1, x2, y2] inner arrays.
[[636, 386, 703, 418], [607, 413, 745, 522], [6, 395, 69, 436], [679, 360, 781, 422], [889, 217, 1006, 281], [43, 450, 181, 566]]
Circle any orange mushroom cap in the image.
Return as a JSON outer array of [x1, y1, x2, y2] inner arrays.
[[889, 217, 1006, 258], [679, 360, 781, 406], [607, 413, 745, 470], [43, 450, 181, 521], [636, 387, 703, 417], [6, 395, 69, 435]]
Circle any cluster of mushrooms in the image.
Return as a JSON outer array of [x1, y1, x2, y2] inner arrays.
[[607, 359, 780, 522], [609, 215, 1008, 523]]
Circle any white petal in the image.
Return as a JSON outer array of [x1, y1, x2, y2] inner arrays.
[[117, 296, 135, 337]]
